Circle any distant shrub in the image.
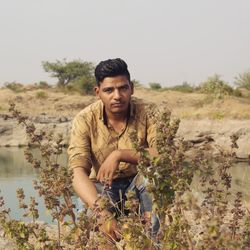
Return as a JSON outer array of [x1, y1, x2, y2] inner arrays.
[[233, 88, 243, 97], [37, 81, 50, 89], [211, 111, 225, 120], [66, 76, 95, 95], [235, 71, 250, 90], [132, 79, 142, 88], [2, 103, 249, 249], [168, 82, 194, 93], [5, 82, 24, 92], [149, 82, 162, 90], [198, 75, 236, 98], [36, 91, 48, 99]]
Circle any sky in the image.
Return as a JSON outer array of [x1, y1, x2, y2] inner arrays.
[[1, 0, 250, 87]]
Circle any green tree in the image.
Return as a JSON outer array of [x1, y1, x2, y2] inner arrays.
[[42, 59, 94, 87], [68, 75, 95, 95], [235, 70, 250, 90]]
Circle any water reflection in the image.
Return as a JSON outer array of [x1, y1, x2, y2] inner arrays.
[[0, 147, 249, 223], [191, 162, 250, 209], [0, 147, 37, 177], [0, 147, 68, 223], [0, 147, 68, 177], [230, 163, 250, 205]]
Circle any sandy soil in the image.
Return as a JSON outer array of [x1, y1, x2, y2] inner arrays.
[[0, 86, 250, 119], [0, 86, 250, 157], [0, 86, 250, 249]]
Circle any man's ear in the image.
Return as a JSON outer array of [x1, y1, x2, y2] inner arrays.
[[94, 86, 100, 97]]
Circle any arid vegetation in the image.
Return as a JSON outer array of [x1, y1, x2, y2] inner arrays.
[[0, 103, 249, 249], [235, 71, 250, 90], [1, 59, 250, 120], [1, 59, 250, 124], [0, 60, 250, 248], [1, 81, 250, 120]]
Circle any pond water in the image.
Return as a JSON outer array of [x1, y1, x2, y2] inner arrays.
[[0, 147, 250, 224], [0, 147, 69, 223]]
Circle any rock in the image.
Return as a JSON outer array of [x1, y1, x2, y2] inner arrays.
[[32, 115, 58, 124], [14, 95, 23, 103], [0, 229, 16, 250], [58, 116, 68, 123], [196, 131, 213, 137], [189, 135, 214, 144], [236, 155, 250, 162], [0, 116, 72, 146], [0, 117, 249, 161], [178, 119, 250, 159], [0, 126, 11, 135], [235, 127, 250, 136], [0, 114, 7, 119], [0, 239, 16, 250]]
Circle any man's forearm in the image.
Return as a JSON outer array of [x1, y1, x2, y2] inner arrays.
[[72, 167, 120, 238], [116, 147, 158, 164], [72, 167, 98, 208], [96, 147, 158, 186]]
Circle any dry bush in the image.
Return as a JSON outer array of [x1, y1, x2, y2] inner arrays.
[[0, 102, 249, 249]]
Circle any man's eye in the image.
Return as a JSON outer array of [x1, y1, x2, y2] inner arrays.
[[104, 89, 112, 93], [120, 86, 129, 90]]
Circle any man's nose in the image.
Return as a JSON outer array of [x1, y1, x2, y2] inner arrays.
[[113, 89, 121, 99]]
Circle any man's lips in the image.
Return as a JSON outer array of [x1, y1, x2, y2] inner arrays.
[[111, 103, 123, 107]]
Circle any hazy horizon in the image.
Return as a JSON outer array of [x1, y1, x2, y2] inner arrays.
[[1, 0, 250, 87]]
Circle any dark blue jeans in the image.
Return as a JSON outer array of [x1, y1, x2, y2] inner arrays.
[[77, 174, 160, 236]]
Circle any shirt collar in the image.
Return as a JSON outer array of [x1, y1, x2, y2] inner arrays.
[[98, 99, 135, 124]]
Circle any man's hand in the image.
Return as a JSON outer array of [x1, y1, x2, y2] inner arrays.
[[97, 209, 120, 241], [97, 150, 121, 186]]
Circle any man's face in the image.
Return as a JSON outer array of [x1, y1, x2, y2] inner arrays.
[[95, 75, 134, 117]]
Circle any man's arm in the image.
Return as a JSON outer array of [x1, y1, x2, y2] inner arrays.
[[72, 167, 120, 239], [72, 167, 98, 208], [68, 114, 98, 207], [69, 117, 120, 239], [97, 106, 158, 186], [96, 148, 157, 186]]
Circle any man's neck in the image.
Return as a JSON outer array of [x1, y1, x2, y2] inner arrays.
[[104, 110, 129, 133], [107, 111, 127, 122]]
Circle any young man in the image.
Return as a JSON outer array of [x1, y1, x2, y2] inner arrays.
[[68, 58, 159, 239]]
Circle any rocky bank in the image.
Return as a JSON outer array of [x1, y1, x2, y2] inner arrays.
[[0, 114, 249, 161], [0, 115, 250, 248]]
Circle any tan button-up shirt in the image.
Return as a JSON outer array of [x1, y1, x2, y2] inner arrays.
[[67, 98, 156, 179]]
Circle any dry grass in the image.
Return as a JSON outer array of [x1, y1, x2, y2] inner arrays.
[[0, 88, 96, 117], [134, 87, 250, 119], [0, 86, 250, 119]]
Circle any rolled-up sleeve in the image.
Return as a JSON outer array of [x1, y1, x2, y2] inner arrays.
[[67, 114, 92, 176]]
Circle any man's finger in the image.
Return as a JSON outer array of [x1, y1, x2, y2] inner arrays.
[[96, 170, 100, 180], [97, 168, 104, 182], [114, 228, 122, 240], [108, 172, 113, 187]]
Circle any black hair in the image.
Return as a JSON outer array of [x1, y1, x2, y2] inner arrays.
[[95, 58, 131, 86]]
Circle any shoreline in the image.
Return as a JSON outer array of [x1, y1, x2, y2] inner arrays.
[[0, 117, 249, 161]]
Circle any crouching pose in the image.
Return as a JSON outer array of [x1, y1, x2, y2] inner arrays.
[[68, 58, 159, 243]]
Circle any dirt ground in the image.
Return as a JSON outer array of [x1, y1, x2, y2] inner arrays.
[[0, 86, 250, 249], [0, 86, 250, 120], [1, 86, 250, 155]]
